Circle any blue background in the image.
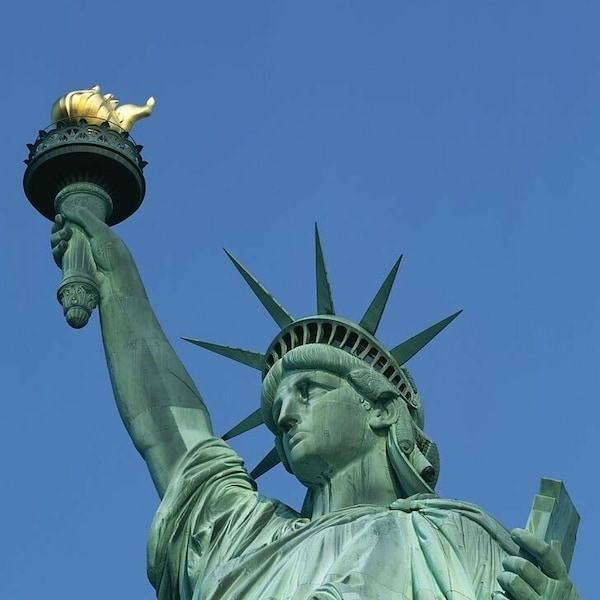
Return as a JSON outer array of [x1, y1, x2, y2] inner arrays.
[[1, 3, 596, 598]]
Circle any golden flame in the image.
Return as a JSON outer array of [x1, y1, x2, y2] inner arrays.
[[51, 84, 155, 133]]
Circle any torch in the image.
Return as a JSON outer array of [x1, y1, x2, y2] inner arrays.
[[23, 85, 154, 328]]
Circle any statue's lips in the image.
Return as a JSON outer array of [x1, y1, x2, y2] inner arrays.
[[287, 431, 308, 448]]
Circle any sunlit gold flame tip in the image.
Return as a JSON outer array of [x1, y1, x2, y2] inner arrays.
[[51, 84, 155, 133]]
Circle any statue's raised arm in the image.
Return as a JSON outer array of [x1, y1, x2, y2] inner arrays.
[[51, 207, 213, 497], [29, 85, 582, 600]]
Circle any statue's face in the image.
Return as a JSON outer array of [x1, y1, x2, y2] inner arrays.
[[271, 369, 379, 486]]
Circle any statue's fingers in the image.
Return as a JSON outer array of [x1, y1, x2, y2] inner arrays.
[[52, 241, 67, 267], [50, 230, 61, 249], [51, 214, 64, 234], [511, 529, 566, 580], [502, 556, 546, 595], [59, 204, 108, 240], [497, 571, 541, 600], [50, 226, 72, 249]]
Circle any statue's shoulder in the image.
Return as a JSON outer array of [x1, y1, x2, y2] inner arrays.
[[390, 495, 518, 555]]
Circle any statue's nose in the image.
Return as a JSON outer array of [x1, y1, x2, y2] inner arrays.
[[277, 396, 300, 432], [278, 413, 299, 433]]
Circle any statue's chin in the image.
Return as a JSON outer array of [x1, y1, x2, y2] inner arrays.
[[287, 450, 333, 488]]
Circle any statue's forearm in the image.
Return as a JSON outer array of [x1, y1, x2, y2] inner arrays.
[[99, 281, 213, 497]]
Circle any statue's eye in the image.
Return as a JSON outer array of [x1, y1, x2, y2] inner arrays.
[[297, 379, 310, 402]]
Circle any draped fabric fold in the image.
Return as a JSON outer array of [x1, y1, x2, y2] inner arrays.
[[148, 439, 517, 600]]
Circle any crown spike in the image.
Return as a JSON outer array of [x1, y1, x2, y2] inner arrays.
[[390, 309, 463, 366], [225, 249, 294, 328], [250, 447, 281, 479], [315, 224, 335, 315], [359, 256, 402, 335], [182, 337, 265, 370], [222, 408, 264, 440]]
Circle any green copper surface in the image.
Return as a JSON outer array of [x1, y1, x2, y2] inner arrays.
[[314, 224, 336, 315], [390, 309, 463, 365], [249, 447, 281, 479], [183, 337, 265, 370], [359, 256, 402, 335], [32, 115, 580, 598], [525, 478, 580, 571], [221, 408, 264, 440], [224, 249, 294, 328]]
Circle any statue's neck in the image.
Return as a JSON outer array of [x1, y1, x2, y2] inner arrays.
[[303, 442, 399, 518]]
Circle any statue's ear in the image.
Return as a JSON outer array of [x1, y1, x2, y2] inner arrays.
[[368, 393, 401, 431]]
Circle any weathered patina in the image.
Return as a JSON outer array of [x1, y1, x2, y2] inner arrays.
[[29, 86, 582, 600]]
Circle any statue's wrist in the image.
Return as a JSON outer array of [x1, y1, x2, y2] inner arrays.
[[99, 276, 148, 306]]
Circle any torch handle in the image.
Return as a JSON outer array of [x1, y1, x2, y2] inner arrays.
[[57, 226, 100, 328], [54, 183, 113, 329]]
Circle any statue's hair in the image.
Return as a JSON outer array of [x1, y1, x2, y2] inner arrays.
[[261, 344, 440, 490], [262, 344, 426, 429], [261, 344, 400, 433]]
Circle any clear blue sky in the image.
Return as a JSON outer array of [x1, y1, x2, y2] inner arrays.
[[1, 3, 596, 598]]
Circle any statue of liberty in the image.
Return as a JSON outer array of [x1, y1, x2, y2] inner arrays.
[[36, 85, 580, 600], [49, 204, 580, 600]]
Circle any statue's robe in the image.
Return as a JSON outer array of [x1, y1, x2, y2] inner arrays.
[[148, 438, 517, 600]]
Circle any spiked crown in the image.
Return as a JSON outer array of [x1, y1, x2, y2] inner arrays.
[[184, 226, 460, 480]]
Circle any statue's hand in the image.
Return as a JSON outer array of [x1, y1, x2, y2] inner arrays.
[[494, 528, 580, 600], [51, 205, 139, 296]]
